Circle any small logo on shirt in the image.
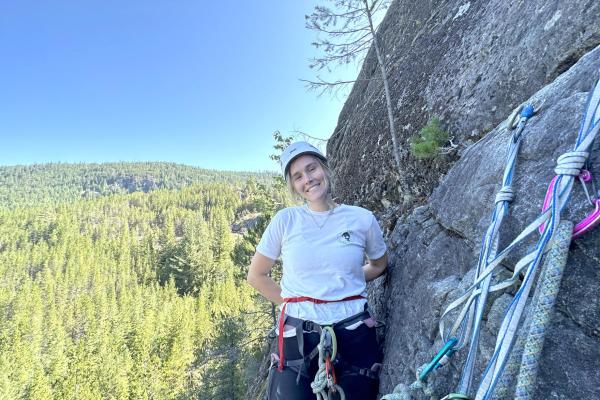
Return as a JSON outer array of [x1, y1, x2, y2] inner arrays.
[[340, 231, 351, 242]]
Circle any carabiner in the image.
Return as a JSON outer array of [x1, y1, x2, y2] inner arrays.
[[418, 337, 458, 382], [508, 102, 538, 130], [539, 170, 600, 239], [578, 170, 594, 205], [321, 326, 337, 360]]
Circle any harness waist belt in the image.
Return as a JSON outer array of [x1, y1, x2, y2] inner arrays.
[[284, 309, 371, 333], [277, 295, 366, 371]]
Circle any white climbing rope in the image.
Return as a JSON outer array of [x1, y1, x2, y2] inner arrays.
[[311, 326, 346, 400]]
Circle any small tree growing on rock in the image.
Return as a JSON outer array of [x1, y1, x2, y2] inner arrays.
[[304, 0, 401, 173], [410, 117, 450, 160]]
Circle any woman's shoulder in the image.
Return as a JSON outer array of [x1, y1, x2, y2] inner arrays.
[[338, 204, 375, 218], [272, 205, 305, 221]]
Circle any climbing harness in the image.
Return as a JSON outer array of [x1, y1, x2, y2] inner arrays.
[[277, 295, 365, 371], [273, 297, 380, 400]]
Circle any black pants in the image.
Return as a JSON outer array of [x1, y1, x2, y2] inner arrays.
[[266, 323, 381, 400]]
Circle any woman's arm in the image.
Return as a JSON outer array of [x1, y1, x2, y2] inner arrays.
[[247, 252, 284, 305], [363, 252, 388, 282]]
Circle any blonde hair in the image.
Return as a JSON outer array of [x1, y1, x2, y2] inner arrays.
[[286, 156, 336, 208]]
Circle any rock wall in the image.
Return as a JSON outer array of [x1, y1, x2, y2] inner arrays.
[[326, 1, 600, 399], [329, 0, 600, 226], [378, 47, 600, 399]]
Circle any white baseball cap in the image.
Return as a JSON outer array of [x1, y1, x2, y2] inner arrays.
[[280, 141, 326, 179]]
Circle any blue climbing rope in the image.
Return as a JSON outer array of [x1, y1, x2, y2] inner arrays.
[[382, 104, 536, 400], [454, 104, 535, 398]]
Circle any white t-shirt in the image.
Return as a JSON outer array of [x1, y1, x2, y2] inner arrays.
[[256, 204, 387, 325]]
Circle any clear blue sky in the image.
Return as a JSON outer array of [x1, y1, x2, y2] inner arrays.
[[0, 1, 359, 172]]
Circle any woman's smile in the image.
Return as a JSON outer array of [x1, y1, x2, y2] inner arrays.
[[306, 182, 321, 192]]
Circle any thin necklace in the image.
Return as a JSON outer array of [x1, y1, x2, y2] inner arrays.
[[305, 204, 335, 229]]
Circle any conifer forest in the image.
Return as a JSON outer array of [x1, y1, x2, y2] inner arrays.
[[0, 162, 287, 399]]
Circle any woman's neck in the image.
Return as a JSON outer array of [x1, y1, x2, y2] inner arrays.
[[306, 197, 336, 212]]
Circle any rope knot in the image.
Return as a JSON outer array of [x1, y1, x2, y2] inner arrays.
[[554, 151, 589, 176], [495, 186, 514, 204]]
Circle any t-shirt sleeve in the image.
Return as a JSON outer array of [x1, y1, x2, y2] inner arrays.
[[365, 214, 387, 260], [255, 211, 285, 260]]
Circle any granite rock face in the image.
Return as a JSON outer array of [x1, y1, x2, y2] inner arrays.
[[245, 2, 600, 399], [377, 47, 600, 399], [328, 0, 600, 222], [324, 1, 600, 398]]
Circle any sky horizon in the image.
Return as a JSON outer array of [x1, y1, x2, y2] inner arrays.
[[0, 1, 361, 173]]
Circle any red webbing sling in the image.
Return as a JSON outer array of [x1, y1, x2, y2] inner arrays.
[[277, 295, 365, 371]]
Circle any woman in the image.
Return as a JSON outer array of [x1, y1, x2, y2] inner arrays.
[[247, 141, 388, 400]]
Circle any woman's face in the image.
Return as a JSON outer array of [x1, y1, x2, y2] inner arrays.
[[289, 155, 328, 203]]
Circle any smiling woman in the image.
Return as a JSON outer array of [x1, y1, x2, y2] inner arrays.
[[246, 141, 389, 400]]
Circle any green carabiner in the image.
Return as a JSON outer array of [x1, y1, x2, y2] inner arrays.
[[418, 337, 458, 382]]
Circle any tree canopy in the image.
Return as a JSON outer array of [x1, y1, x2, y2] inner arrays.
[[0, 163, 289, 399]]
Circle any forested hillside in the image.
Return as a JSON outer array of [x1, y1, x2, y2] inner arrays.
[[0, 163, 287, 399], [0, 162, 274, 209]]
